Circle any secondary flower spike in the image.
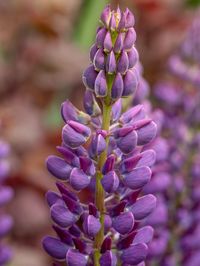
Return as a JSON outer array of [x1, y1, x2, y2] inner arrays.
[[43, 5, 158, 266]]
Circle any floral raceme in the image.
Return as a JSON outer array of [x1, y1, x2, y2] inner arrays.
[[42, 5, 158, 266], [0, 124, 13, 265]]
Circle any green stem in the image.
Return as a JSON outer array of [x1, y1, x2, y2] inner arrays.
[[94, 102, 112, 265]]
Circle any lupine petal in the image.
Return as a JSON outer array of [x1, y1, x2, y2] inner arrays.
[[42, 236, 69, 260], [50, 204, 77, 227], [82, 64, 98, 91], [120, 243, 148, 265], [70, 168, 90, 191], [95, 70, 107, 97], [46, 156, 72, 180], [112, 211, 134, 234], [111, 72, 124, 99], [83, 215, 101, 237], [99, 250, 117, 266], [94, 48, 105, 70], [66, 249, 87, 266], [133, 226, 154, 244], [101, 171, 119, 193]]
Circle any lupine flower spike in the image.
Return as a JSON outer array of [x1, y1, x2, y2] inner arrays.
[[43, 5, 158, 266], [0, 123, 14, 265]]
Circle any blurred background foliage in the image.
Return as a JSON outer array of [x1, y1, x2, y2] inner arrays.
[[0, 0, 198, 265]]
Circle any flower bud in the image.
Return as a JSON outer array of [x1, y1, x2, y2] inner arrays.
[[56, 146, 80, 168], [122, 69, 138, 97], [128, 47, 139, 69], [83, 90, 101, 117], [125, 8, 135, 28], [52, 225, 73, 246], [90, 43, 98, 62], [109, 13, 116, 31], [133, 226, 154, 245], [114, 33, 123, 53], [123, 29, 136, 51], [82, 64, 98, 91], [102, 155, 115, 175], [96, 27, 107, 48], [100, 5, 111, 27], [117, 231, 137, 250], [56, 182, 78, 201], [62, 194, 83, 215], [94, 48, 105, 70], [119, 154, 142, 174], [118, 12, 126, 31], [95, 70, 107, 97], [111, 99, 122, 122], [104, 31, 113, 52], [106, 50, 116, 74], [117, 50, 129, 74], [80, 156, 95, 176], [136, 121, 157, 145], [111, 72, 124, 99], [115, 129, 137, 154]]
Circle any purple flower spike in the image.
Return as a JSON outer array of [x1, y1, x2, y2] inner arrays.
[[104, 31, 113, 52], [50, 204, 77, 228], [112, 211, 134, 235], [100, 5, 111, 27], [42, 236, 69, 260], [101, 171, 119, 193], [80, 156, 95, 176], [123, 166, 152, 190], [0, 187, 14, 207], [136, 121, 157, 145], [118, 12, 126, 31], [120, 243, 148, 265], [0, 246, 12, 266], [117, 50, 129, 74], [111, 72, 124, 99], [66, 249, 87, 266], [133, 226, 154, 245], [46, 156, 72, 180], [83, 214, 101, 237], [102, 155, 115, 175], [94, 48, 105, 70], [95, 70, 107, 97], [56, 146, 80, 168], [84, 90, 101, 117], [82, 64, 98, 91], [90, 43, 98, 62], [109, 13, 116, 31], [96, 27, 107, 48], [69, 168, 90, 191], [106, 50, 116, 74], [114, 33, 123, 53], [125, 8, 135, 28], [130, 194, 157, 220], [116, 130, 138, 154], [123, 29, 136, 51], [128, 47, 139, 69], [0, 160, 10, 182], [0, 216, 13, 237], [122, 70, 138, 97], [99, 250, 117, 266]]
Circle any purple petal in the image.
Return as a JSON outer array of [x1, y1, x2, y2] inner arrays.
[[120, 243, 148, 265], [83, 90, 101, 117], [136, 150, 156, 168], [83, 214, 101, 237], [133, 226, 154, 244], [90, 43, 98, 62], [99, 250, 117, 266], [112, 211, 134, 235], [130, 194, 157, 220], [56, 182, 78, 201], [52, 225, 73, 246], [50, 204, 77, 227], [125, 8, 135, 28], [94, 48, 105, 70], [122, 69, 138, 97], [114, 33, 123, 53], [42, 236, 69, 260], [118, 12, 126, 31], [46, 191, 62, 207], [0, 186, 14, 207], [102, 155, 115, 175], [109, 13, 116, 31], [80, 157, 95, 176], [100, 5, 111, 27], [56, 146, 80, 168], [0, 245, 12, 265], [104, 31, 113, 52], [95, 70, 107, 97], [106, 50, 116, 74], [96, 28, 107, 48], [46, 156, 72, 180], [66, 249, 87, 266], [70, 168, 90, 191], [136, 121, 157, 145], [117, 130, 137, 154], [101, 171, 119, 193], [127, 47, 138, 69], [111, 99, 122, 122], [123, 166, 152, 190], [82, 64, 98, 91], [117, 50, 129, 74], [62, 125, 88, 149], [111, 72, 124, 99], [0, 215, 13, 237], [123, 29, 136, 50]]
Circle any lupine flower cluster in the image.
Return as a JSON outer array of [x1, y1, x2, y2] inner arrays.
[[144, 13, 200, 266], [42, 5, 158, 266], [0, 124, 13, 265], [168, 10, 200, 88]]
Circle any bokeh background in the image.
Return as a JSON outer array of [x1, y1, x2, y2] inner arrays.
[[0, 0, 199, 265]]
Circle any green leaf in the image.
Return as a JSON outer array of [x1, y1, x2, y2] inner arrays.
[[74, 0, 108, 49], [187, 0, 200, 7]]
